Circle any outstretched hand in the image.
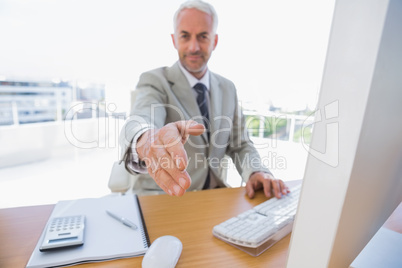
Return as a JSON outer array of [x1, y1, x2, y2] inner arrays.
[[245, 172, 290, 199], [136, 120, 205, 196]]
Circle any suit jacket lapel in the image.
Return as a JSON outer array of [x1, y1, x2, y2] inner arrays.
[[166, 62, 209, 143], [166, 63, 200, 119], [209, 73, 223, 155]]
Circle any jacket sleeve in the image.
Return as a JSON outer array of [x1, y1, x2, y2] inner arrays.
[[225, 89, 272, 183], [119, 69, 169, 173]]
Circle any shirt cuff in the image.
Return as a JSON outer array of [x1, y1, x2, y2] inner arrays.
[[126, 127, 152, 174]]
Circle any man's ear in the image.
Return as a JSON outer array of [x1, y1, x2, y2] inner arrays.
[[171, 34, 177, 49], [213, 34, 218, 50]]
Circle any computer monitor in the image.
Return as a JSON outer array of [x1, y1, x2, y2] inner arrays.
[[286, 0, 402, 267]]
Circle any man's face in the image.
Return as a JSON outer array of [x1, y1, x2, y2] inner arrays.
[[172, 8, 218, 79]]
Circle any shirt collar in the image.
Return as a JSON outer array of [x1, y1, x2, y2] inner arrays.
[[178, 61, 210, 90]]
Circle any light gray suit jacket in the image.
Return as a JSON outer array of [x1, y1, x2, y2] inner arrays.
[[120, 62, 270, 194]]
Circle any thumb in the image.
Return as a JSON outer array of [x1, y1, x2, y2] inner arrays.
[[174, 120, 205, 143]]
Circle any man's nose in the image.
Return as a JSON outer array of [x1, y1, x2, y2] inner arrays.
[[188, 37, 200, 52]]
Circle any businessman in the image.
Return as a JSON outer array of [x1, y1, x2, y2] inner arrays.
[[120, 0, 289, 198]]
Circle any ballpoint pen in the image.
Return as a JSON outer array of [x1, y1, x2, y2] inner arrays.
[[106, 210, 138, 230]]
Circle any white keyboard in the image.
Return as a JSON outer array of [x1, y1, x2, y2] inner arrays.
[[212, 184, 301, 254]]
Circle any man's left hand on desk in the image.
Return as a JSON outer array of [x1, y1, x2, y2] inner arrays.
[[246, 172, 290, 199]]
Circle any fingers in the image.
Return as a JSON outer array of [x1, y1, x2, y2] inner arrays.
[[280, 180, 290, 195], [148, 165, 191, 197], [156, 125, 189, 171], [263, 177, 287, 199], [137, 120, 204, 197], [266, 177, 289, 199], [262, 178, 273, 198], [156, 120, 203, 171], [245, 180, 257, 199], [145, 131, 188, 196], [174, 120, 205, 143], [247, 172, 290, 199]]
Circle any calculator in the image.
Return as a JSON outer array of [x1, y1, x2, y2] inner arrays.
[[39, 215, 85, 252]]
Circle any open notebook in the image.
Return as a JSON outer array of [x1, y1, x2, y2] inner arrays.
[[26, 194, 150, 268]]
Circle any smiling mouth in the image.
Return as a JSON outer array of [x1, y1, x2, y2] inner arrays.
[[186, 53, 202, 60]]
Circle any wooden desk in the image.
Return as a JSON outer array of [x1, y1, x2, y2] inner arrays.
[[1, 181, 401, 268]]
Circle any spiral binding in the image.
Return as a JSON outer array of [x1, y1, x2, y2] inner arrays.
[[136, 195, 151, 248]]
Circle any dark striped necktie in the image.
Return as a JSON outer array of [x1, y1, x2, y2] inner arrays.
[[193, 82, 210, 189], [193, 83, 209, 128]]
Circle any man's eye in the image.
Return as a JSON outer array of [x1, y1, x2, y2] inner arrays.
[[199, 35, 209, 40]]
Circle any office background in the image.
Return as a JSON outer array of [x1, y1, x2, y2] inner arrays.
[[0, 0, 335, 208]]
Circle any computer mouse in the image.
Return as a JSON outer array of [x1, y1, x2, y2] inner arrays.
[[142, 235, 183, 268]]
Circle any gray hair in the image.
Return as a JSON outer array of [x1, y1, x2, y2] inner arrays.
[[173, 0, 218, 34]]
